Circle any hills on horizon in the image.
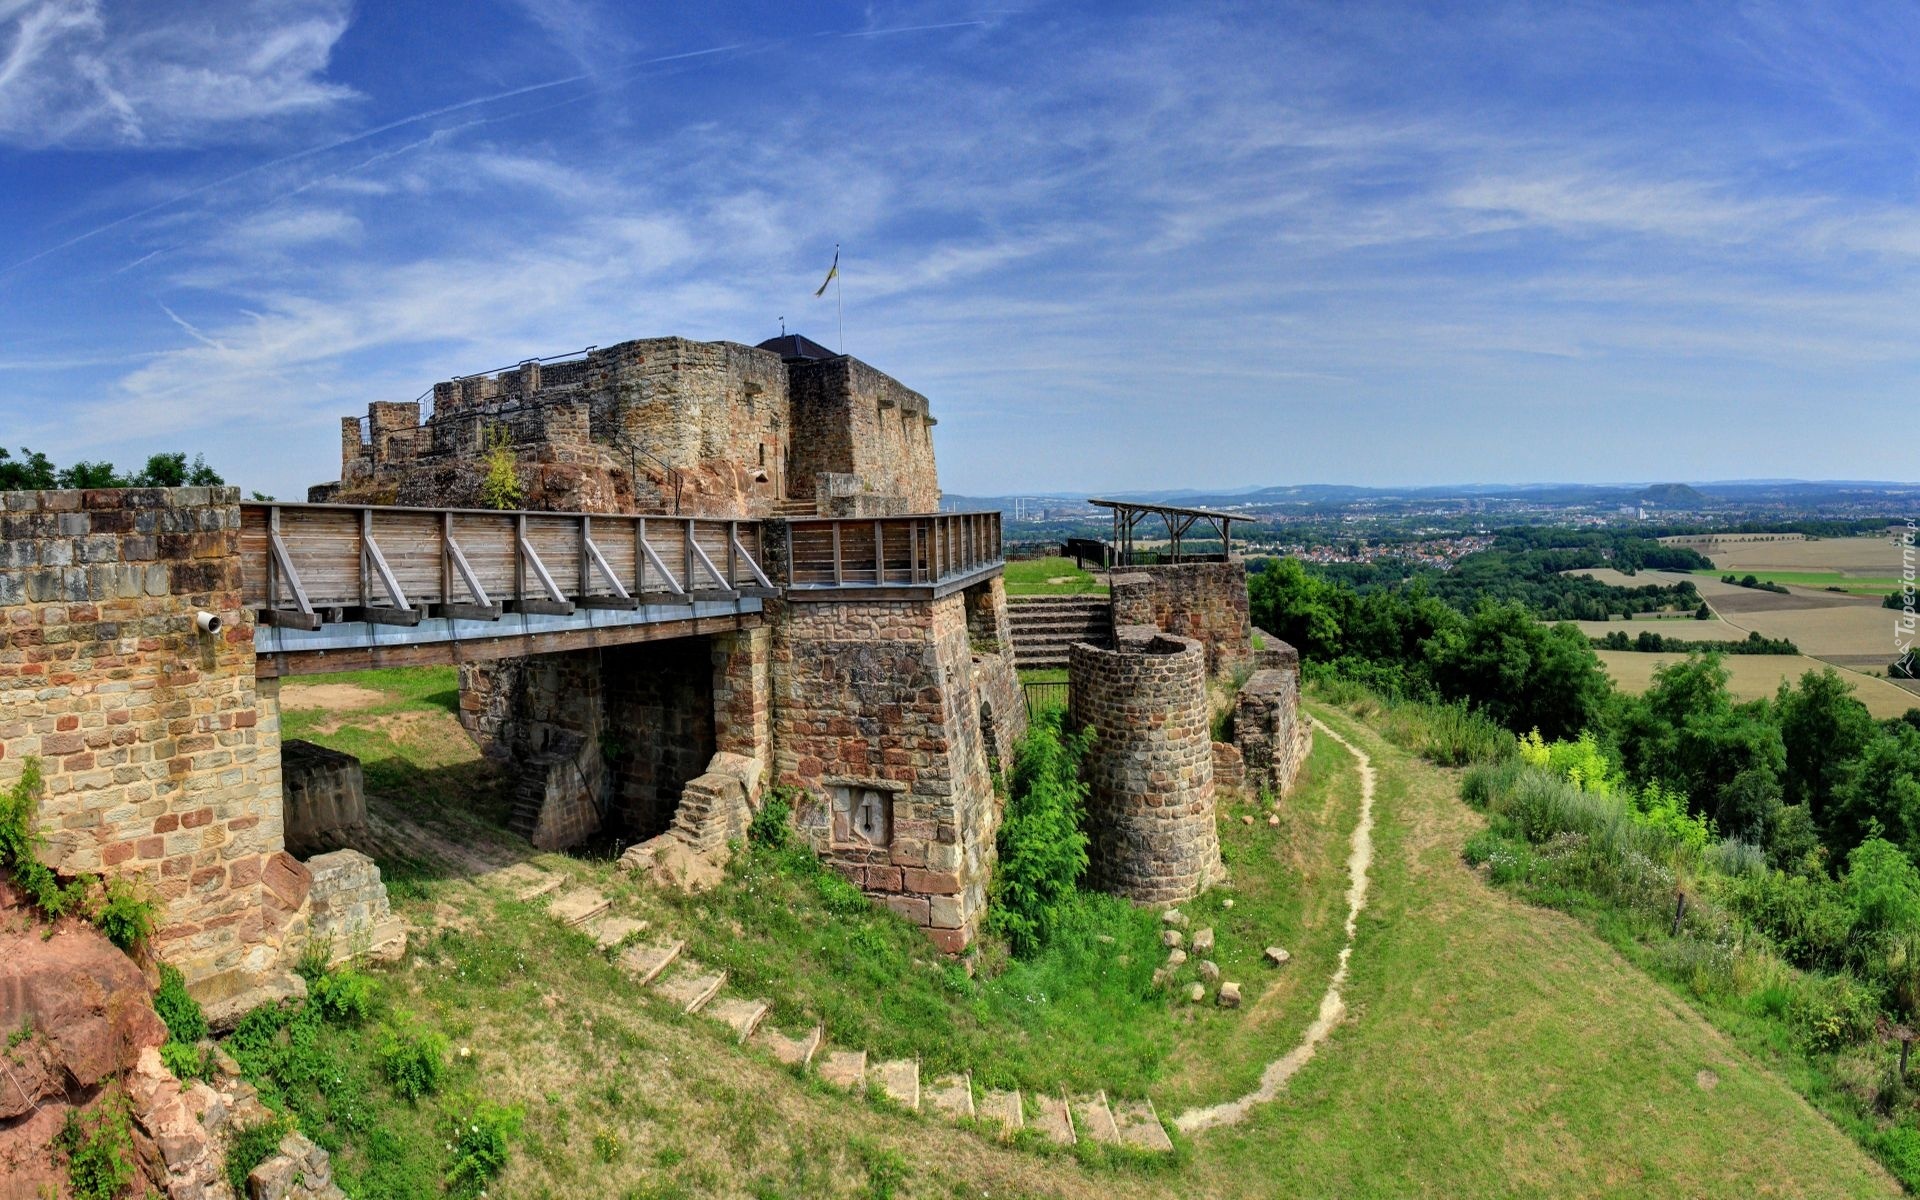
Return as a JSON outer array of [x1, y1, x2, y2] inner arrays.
[[949, 478, 1920, 511]]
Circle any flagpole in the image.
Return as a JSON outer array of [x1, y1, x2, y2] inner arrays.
[[837, 246, 844, 354]]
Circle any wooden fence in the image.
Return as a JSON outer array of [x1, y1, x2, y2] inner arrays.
[[783, 512, 1004, 592]]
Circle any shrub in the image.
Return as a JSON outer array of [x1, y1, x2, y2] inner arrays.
[[479, 424, 523, 510], [444, 1098, 522, 1198], [988, 713, 1092, 958], [380, 1025, 450, 1101], [160, 1040, 211, 1081], [92, 877, 156, 952], [748, 788, 795, 850], [154, 963, 208, 1046], [59, 1094, 137, 1200], [312, 969, 379, 1027], [225, 1115, 294, 1194], [0, 759, 89, 918]]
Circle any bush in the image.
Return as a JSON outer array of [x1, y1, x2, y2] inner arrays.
[[92, 877, 156, 952], [160, 1040, 211, 1081], [748, 788, 795, 850], [0, 759, 89, 918], [154, 963, 208, 1046], [987, 713, 1092, 958], [225, 1116, 294, 1194], [312, 969, 379, 1027], [380, 1025, 450, 1102], [444, 1098, 522, 1198], [59, 1095, 137, 1200]]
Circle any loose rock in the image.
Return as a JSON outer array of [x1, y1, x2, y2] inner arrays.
[[1197, 959, 1221, 983], [1192, 927, 1215, 955], [1218, 981, 1243, 1009], [1162, 909, 1188, 928], [1161, 928, 1184, 949], [1187, 982, 1206, 1003], [1264, 946, 1291, 967], [1167, 948, 1188, 967], [1241, 814, 1254, 825], [1268, 813, 1280, 826], [1222, 898, 1235, 909]]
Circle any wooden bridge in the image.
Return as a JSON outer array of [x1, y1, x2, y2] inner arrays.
[[242, 503, 1002, 674]]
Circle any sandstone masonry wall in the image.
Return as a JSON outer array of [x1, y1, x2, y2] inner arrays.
[[963, 576, 1027, 776], [786, 356, 939, 512], [771, 592, 996, 952], [280, 739, 368, 857], [1068, 627, 1221, 903], [1125, 562, 1252, 677], [1233, 654, 1311, 798], [0, 487, 299, 996]]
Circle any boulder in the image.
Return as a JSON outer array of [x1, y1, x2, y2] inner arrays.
[[1166, 948, 1188, 967], [1160, 929, 1183, 949], [1192, 927, 1215, 955], [1161, 909, 1188, 929], [1198, 959, 1221, 983], [1264, 946, 1291, 967], [1217, 981, 1242, 1009], [1186, 982, 1205, 1004]]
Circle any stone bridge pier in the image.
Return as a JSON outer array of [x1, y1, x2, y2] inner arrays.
[[0, 486, 297, 1009]]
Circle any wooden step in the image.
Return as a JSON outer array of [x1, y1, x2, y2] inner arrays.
[[585, 915, 648, 951], [752, 1023, 823, 1069], [817, 1048, 866, 1091], [1031, 1093, 1075, 1145], [978, 1089, 1023, 1132], [547, 888, 611, 928], [617, 938, 684, 986], [703, 996, 770, 1043], [1109, 1097, 1174, 1152], [871, 1058, 920, 1110], [1072, 1091, 1120, 1144], [655, 964, 727, 1014], [924, 1072, 974, 1121]]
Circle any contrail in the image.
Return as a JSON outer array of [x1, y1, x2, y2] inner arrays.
[[0, 41, 748, 278]]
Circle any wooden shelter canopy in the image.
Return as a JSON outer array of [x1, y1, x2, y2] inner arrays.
[[1087, 498, 1249, 565]]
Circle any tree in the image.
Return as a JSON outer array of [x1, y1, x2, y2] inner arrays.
[[1829, 725, 1920, 864], [1715, 767, 1783, 844], [56, 461, 124, 488], [1778, 668, 1876, 822], [1423, 602, 1608, 740], [1620, 654, 1784, 810], [1247, 557, 1344, 661], [0, 447, 56, 490], [133, 452, 223, 487]]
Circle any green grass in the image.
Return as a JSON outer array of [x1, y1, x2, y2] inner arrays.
[[1692, 568, 1902, 595], [1004, 556, 1108, 596], [1019, 668, 1068, 685], [260, 664, 1904, 1198]]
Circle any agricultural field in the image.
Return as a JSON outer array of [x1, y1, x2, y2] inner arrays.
[[1670, 531, 1910, 579], [1595, 650, 1918, 719], [1559, 614, 1749, 641]]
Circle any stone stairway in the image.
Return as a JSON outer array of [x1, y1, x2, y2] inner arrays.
[[490, 862, 1175, 1154], [1006, 595, 1113, 671], [772, 498, 817, 518]]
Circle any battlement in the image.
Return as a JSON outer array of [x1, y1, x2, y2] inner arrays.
[[326, 335, 940, 519]]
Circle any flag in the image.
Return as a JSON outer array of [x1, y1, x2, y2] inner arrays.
[[814, 247, 839, 297]]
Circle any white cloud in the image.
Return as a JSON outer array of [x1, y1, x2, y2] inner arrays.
[[0, 0, 356, 147]]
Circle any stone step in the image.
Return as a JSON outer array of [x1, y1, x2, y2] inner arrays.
[[1071, 1091, 1120, 1144], [492, 863, 563, 903], [1109, 1097, 1174, 1152], [817, 1048, 867, 1091], [977, 1088, 1024, 1132], [654, 963, 727, 1014], [752, 1022, 823, 1069], [617, 938, 684, 986], [703, 996, 770, 1043], [924, 1072, 974, 1121], [1030, 1093, 1076, 1146], [871, 1058, 920, 1110], [585, 915, 648, 951], [1008, 595, 1111, 608], [547, 887, 611, 928]]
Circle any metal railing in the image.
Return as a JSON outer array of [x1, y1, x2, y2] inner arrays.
[[781, 511, 1003, 591], [240, 503, 771, 629]]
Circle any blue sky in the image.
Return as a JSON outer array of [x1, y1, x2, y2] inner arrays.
[[2, 1, 1917, 499]]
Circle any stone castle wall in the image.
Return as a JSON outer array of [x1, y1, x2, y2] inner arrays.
[[788, 356, 939, 513], [0, 487, 300, 997], [1122, 562, 1252, 677], [1068, 627, 1221, 903], [964, 576, 1027, 775], [327, 336, 939, 519], [280, 739, 368, 857], [771, 591, 997, 952]]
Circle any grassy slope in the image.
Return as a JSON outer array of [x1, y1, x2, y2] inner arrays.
[[277, 672, 1900, 1198], [1182, 704, 1899, 1200]]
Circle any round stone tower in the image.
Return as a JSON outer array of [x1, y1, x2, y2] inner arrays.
[[1067, 627, 1221, 903]]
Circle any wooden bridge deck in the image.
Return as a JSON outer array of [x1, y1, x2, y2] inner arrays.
[[242, 504, 1002, 675]]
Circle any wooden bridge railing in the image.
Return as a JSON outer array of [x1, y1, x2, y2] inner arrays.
[[783, 512, 1003, 593], [240, 503, 772, 629]]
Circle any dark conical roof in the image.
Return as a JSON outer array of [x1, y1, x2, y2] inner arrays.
[[755, 333, 840, 362]]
